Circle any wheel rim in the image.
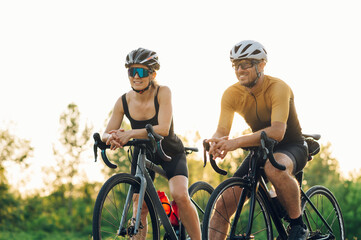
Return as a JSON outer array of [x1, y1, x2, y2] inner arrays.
[[190, 186, 213, 228], [96, 178, 158, 239], [303, 188, 344, 240], [178, 182, 213, 240], [206, 182, 272, 239]]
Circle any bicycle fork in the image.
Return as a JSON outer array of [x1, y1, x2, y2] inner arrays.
[[229, 182, 257, 239], [118, 151, 148, 236]]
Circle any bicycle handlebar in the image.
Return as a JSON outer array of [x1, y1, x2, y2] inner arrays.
[[203, 131, 286, 175], [93, 124, 172, 169], [260, 131, 286, 171], [203, 140, 227, 175]]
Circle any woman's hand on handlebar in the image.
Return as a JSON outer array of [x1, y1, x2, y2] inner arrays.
[[105, 129, 129, 150]]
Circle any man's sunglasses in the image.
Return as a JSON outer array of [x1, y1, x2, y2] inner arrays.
[[232, 60, 259, 70], [128, 67, 152, 78]]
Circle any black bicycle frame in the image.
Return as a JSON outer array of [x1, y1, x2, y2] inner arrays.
[[229, 150, 290, 239], [203, 131, 334, 239], [229, 151, 336, 240]]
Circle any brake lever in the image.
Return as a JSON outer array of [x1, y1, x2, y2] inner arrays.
[[203, 140, 227, 175], [260, 138, 269, 160], [145, 124, 172, 162], [93, 132, 117, 169], [94, 141, 98, 162], [203, 140, 209, 167], [260, 131, 286, 171]]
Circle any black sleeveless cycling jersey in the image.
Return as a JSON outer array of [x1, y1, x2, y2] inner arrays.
[[121, 87, 184, 157]]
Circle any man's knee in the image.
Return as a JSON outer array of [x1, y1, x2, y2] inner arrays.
[[264, 154, 294, 180]]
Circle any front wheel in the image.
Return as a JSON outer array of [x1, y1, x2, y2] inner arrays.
[[202, 177, 273, 240], [301, 185, 345, 240], [92, 173, 160, 239]]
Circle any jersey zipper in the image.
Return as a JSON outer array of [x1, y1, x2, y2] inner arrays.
[[250, 92, 262, 122]]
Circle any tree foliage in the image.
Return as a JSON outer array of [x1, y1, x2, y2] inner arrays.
[[0, 126, 33, 183], [0, 126, 33, 228], [45, 103, 93, 231], [302, 142, 342, 191]]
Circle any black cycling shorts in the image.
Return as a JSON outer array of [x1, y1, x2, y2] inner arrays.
[[233, 141, 309, 178], [131, 147, 188, 180]]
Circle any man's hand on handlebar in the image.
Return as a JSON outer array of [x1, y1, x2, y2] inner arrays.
[[206, 136, 240, 159]]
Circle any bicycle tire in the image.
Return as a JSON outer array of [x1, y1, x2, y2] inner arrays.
[[92, 173, 160, 240], [188, 181, 214, 221], [301, 185, 345, 240], [178, 181, 214, 240], [202, 177, 273, 240]]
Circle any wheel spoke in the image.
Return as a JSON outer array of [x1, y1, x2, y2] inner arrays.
[[202, 178, 272, 239], [302, 186, 344, 240], [92, 174, 159, 239]]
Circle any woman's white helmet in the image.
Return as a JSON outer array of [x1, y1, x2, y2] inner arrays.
[[230, 40, 268, 62]]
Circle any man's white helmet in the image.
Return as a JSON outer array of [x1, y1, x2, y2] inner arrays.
[[230, 40, 268, 62]]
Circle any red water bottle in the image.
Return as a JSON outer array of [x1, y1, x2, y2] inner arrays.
[[170, 200, 180, 226], [157, 191, 172, 217]]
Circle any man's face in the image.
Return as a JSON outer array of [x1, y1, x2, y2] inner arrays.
[[232, 59, 263, 88]]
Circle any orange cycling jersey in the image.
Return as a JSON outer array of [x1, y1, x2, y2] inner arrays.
[[218, 75, 303, 144]]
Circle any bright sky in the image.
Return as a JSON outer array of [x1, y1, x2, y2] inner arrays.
[[1, 0, 361, 192]]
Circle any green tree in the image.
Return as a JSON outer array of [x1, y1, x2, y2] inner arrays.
[[0, 126, 33, 184], [336, 177, 361, 239], [302, 142, 342, 191], [0, 126, 33, 229], [49, 103, 93, 228]]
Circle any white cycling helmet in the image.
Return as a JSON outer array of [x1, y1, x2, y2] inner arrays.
[[125, 48, 160, 71], [230, 40, 268, 62]]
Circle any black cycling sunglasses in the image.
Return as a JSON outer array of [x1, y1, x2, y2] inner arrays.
[[128, 67, 152, 78], [232, 60, 259, 70]]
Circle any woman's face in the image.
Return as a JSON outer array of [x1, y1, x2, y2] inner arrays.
[[128, 64, 154, 91]]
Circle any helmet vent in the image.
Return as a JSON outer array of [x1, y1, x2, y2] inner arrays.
[[230, 40, 267, 62], [251, 50, 261, 56], [234, 44, 241, 54], [241, 44, 252, 54]]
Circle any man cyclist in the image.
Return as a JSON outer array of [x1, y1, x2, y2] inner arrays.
[[206, 40, 309, 240]]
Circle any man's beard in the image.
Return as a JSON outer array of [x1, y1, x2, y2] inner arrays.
[[240, 77, 258, 88]]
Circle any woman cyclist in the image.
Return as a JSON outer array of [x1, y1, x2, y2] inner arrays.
[[103, 48, 201, 240]]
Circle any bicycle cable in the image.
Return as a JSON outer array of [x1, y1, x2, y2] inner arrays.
[[127, 145, 155, 178]]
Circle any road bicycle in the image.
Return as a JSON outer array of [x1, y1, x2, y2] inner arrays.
[[92, 124, 214, 240], [201, 131, 345, 239]]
